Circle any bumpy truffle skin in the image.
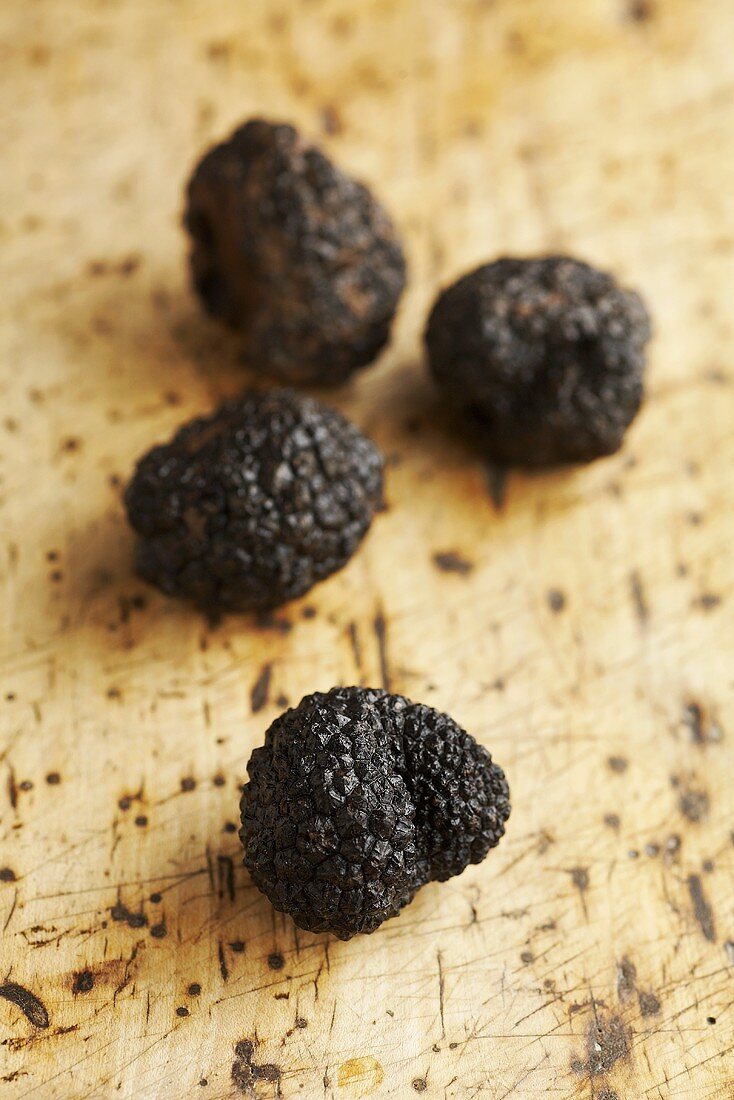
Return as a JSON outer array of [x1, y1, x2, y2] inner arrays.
[[239, 687, 510, 939], [124, 391, 383, 615], [184, 119, 407, 385], [425, 256, 652, 466]]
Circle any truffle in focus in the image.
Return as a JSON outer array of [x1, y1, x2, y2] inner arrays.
[[239, 687, 510, 938], [124, 390, 384, 615], [425, 256, 652, 466], [184, 119, 407, 386]]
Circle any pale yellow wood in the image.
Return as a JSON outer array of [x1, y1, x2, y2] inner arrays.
[[1, 1, 733, 1097]]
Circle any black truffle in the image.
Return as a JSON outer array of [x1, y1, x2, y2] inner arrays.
[[124, 390, 383, 615], [184, 119, 407, 386], [239, 687, 510, 939], [425, 256, 652, 466]]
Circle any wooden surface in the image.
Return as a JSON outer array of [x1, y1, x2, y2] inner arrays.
[[2, 1, 733, 1096]]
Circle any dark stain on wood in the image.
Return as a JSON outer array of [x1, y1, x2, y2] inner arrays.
[[0, 983, 50, 1029], [616, 957, 637, 1003], [638, 991, 661, 1017], [678, 784, 710, 823], [572, 1013, 631, 1076], [695, 593, 722, 611], [267, 952, 284, 971], [629, 0, 654, 23], [72, 971, 94, 994], [111, 899, 148, 929], [255, 612, 292, 635], [688, 874, 716, 942], [231, 1039, 281, 1094], [682, 702, 723, 746]]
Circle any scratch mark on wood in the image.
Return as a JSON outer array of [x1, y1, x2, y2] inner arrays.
[[7, 767, 18, 810], [437, 950, 446, 1039], [250, 664, 273, 714], [629, 569, 649, 625], [218, 941, 229, 982], [374, 609, 391, 691], [347, 621, 362, 674], [688, 874, 716, 942], [485, 464, 508, 510], [217, 855, 235, 903]]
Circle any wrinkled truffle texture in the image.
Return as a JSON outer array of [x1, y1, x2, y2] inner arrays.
[[125, 391, 383, 614], [184, 119, 407, 385], [425, 256, 652, 466], [239, 687, 510, 938]]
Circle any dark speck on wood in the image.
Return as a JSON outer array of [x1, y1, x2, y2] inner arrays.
[[0, 983, 50, 1029], [629, 0, 654, 22], [546, 588, 566, 613], [695, 593, 722, 611], [433, 550, 474, 576]]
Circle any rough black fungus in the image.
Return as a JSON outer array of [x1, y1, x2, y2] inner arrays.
[[184, 119, 407, 386], [239, 687, 510, 939], [125, 390, 383, 615], [425, 256, 652, 466]]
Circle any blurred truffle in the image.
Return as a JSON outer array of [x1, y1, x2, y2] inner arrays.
[[425, 256, 652, 466], [185, 119, 406, 385]]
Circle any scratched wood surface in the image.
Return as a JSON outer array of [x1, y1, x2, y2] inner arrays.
[[1, 1, 733, 1097]]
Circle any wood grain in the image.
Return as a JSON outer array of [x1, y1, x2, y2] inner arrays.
[[1, 1, 733, 1096]]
